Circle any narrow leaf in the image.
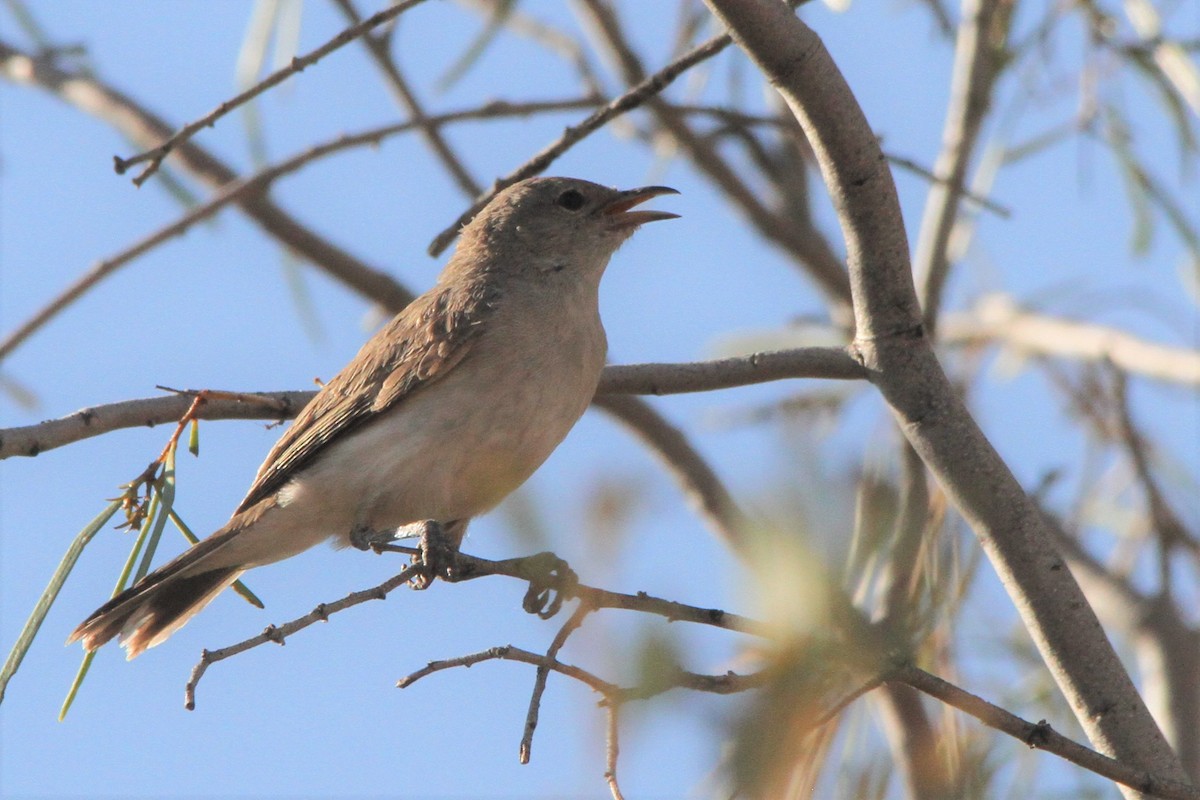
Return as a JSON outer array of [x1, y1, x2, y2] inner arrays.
[[0, 499, 122, 706]]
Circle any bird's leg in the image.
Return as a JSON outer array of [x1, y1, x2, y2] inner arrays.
[[408, 519, 467, 590]]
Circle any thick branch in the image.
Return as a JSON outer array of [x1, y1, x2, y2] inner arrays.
[[701, 0, 1190, 792]]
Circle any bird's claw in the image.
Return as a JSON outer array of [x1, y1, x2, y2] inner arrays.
[[519, 552, 578, 619], [408, 520, 459, 590]]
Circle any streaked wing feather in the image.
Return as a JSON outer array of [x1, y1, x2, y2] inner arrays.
[[235, 281, 495, 514]]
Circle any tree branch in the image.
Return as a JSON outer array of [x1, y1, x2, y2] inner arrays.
[[913, 0, 1007, 331], [187, 547, 767, 709], [700, 0, 1190, 792], [897, 664, 1200, 800], [941, 294, 1200, 387], [425, 24, 737, 257], [0, 347, 862, 459], [115, 0, 431, 186]]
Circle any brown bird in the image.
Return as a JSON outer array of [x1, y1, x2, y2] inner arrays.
[[69, 177, 678, 659]]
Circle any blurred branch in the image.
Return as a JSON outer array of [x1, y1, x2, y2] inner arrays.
[[426, 20, 739, 257], [1109, 369, 1197, 559], [0, 98, 595, 364], [913, 0, 1008, 331], [896, 664, 1200, 800], [1048, 511, 1200, 782], [592, 394, 748, 550], [332, 0, 482, 197], [575, 0, 853, 322], [701, 0, 1191, 791], [114, 0, 431, 186], [940, 294, 1200, 387], [451, 0, 608, 99], [0, 38, 415, 329], [873, 444, 960, 799]]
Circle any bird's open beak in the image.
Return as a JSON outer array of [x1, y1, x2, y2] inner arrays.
[[600, 185, 680, 230]]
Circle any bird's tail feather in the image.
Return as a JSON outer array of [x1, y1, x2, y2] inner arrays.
[[68, 566, 242, 660]]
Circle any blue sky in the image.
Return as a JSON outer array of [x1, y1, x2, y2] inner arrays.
[[2, 2, 1197, 798]]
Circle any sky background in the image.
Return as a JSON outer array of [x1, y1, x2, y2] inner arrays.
[[1, 1, 1197, 798]]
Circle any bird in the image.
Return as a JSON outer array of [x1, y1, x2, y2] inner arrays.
[[69, 176, 678, 659]]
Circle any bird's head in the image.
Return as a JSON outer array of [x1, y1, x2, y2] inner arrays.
[[448, 177, 679, 283]]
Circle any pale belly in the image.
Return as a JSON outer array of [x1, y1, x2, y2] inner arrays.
[[260, 304, 606, 552]]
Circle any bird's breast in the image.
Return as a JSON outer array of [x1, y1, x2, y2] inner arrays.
[[301, 281, 607, 536]]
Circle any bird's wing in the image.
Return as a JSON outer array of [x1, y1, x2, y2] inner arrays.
[[234, 280, 497, 514]]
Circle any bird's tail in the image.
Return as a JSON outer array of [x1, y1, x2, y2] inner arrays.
[[68, 532, 245, 660]]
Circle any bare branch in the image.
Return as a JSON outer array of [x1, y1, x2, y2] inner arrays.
[[426, 26, 736, 257], [0, 348, 862, 459], [332, 0, 482, 197], [604, 701, 624, 800], [521, 602, 594, 764], [0, 97, 597, 365], [897, 664, 1200, 800], [701, 0, 1190, 789], [188, 547, 767, 709], [941, 294, 1200, 387], [115, 0, 431, 186], [913, 0, 1008, 330], [185, 562, 425, 710]]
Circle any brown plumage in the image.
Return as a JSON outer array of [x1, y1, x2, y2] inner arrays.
[[68, 177, 678, 659]]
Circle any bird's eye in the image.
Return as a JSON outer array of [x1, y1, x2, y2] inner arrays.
[[556, 189, 585, 211]]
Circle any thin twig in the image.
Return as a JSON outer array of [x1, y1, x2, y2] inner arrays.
[[332, 0, 482, 197], [521, 601, 595, 764], [115, 0, 431, 186], [912, 0, 1007, 331], [426, 26, 736, 257], [604, 701, 624, 800], [397, 644, 617, 694], [185, 563, 424, 709], [189, 548, 766, 708], [0, 97, 596, 365]]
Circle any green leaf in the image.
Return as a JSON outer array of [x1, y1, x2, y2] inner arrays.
[[60, 492, 163, 719], [0, 499, 122, 707]]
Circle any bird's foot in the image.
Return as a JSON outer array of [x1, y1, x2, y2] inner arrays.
[[517, 552, 578, 620], [408, 520, 460, 590]]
